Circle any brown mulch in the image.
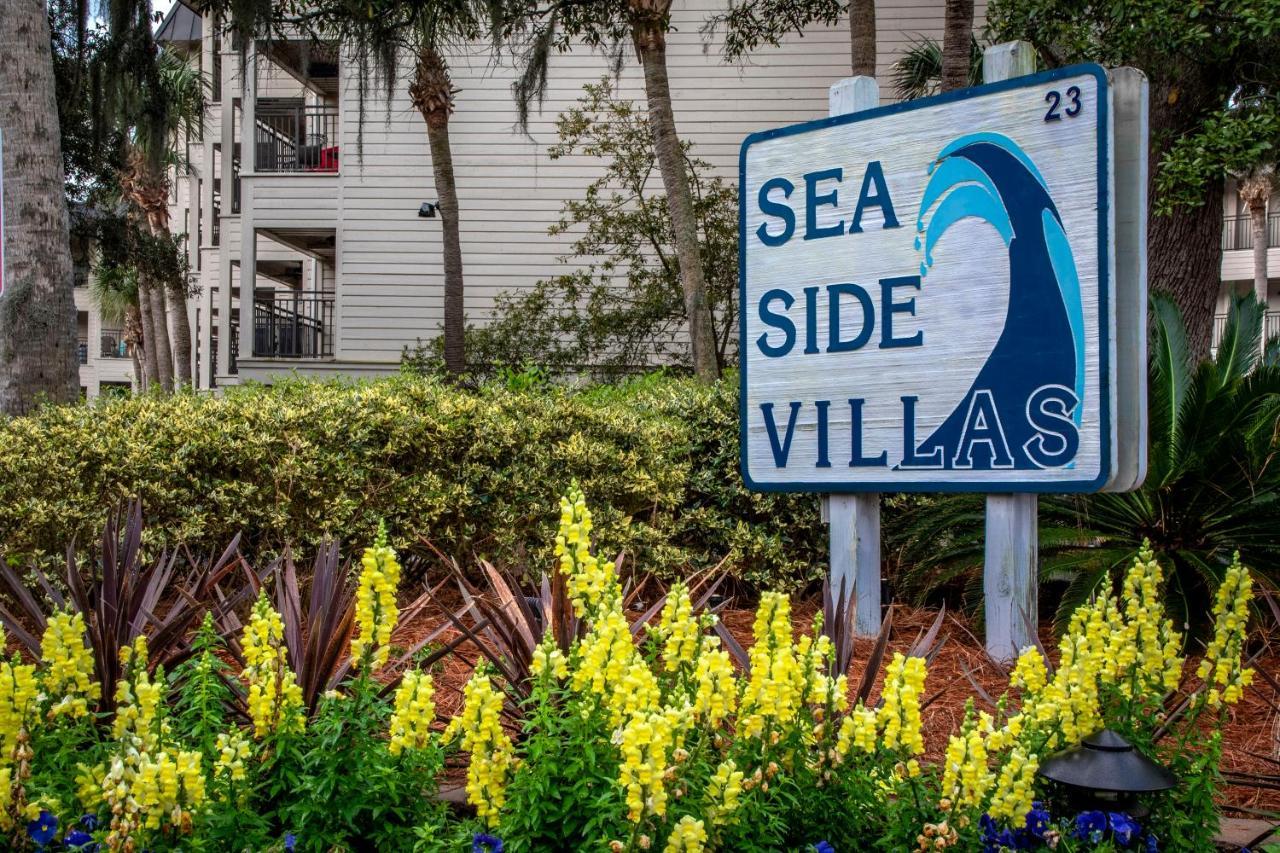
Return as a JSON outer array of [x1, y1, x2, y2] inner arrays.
[[390, 587, 1280, 816]]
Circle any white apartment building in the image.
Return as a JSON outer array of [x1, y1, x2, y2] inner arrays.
[[94, 0, 1266, 398]]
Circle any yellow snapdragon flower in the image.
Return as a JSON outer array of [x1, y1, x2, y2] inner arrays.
[[878, 653, 926, 756], [619, 708, 677, 822], [691, 640, 737, 727], [214, 731, 252, 783], [352, 529, 402, 671], [739, 593, 807, 739], [529, 636, 569, 681], [388, 669, 436, 756], [658, 584, 701, 672], [664, 815, 707, 852], [987, 747, 1038, 828], [1197, 554, 1254, 708], [705, 759, 744, 826], [241, 593, 305, 739], [444, 672, 513, 826], [556, 488, 618, 619], [40, 610, 99, 719], [939, 707, 993, 812]]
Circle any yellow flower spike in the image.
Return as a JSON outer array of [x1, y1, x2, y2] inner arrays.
[[658, 584, 700, 673], [987, 747, 1039, 828], [878, 653, 927, 756], [351, 537, 402, 671], [388, 669, 436, 757], [705, 759, 745, 826], [452, 672, 514, 826], [529, 636, 569, 681], [619, 709, 677, 823], [0, 657, 39, 768], [1197, 554, 1255, 708], [40, 610, 99, 720], [240, 592, 305, 740], [664, 815, 708, 852]]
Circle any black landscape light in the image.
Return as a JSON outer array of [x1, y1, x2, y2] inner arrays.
[[1037, 729, 1176, 816], [418, 201, 438, 218]]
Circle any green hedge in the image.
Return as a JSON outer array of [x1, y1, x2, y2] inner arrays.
[[0, 374, 824, 588]]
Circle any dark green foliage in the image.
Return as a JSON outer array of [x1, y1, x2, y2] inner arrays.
[[0, 374, 825, 590], [405, 80, 738, 380], [499, 685, 627, 851], [279, 679, 446, 852], [891, 294, 1280, 631], [168, 613, 239, 757]]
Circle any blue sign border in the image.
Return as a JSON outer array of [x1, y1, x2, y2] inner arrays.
[[738, 63, 1112, 494]]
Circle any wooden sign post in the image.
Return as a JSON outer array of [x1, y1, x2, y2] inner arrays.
[[825, 76, 882, 638], [981, 42, 1040, 664]]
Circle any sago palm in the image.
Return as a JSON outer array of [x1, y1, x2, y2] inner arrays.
[[891, 293, 1280, 632]]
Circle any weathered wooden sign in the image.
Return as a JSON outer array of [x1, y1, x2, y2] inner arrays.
[[740, 65, 1122, 493]]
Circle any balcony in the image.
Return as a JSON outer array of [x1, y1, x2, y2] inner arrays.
[[253, 293, 334, 358], [100, 330, 131, 359], [1212, 311, 1280, 349], [254, 104, 339, 173], [1222, 214, 1280, 251], [77, 341, 88, 365]]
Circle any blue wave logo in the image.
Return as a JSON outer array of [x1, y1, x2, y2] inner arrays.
[[906, 133, 1084, 471]]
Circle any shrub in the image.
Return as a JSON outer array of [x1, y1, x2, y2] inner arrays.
[[0, 373, 824, 590]]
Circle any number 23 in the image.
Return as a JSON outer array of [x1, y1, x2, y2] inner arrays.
[[1044, 85, 1082, 121]]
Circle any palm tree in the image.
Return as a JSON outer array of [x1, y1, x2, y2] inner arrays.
[[940, 0, 975, 92], [890, 293, 1280, 633], [891, 35, 983, 101], [0, 0, 81, 414], [114, 47, 204, 390], [1236, 165, 1275, 317], [503, 0, 722, 383], [90, 262, 147, 391]]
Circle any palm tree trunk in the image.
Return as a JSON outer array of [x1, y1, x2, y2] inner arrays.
[[940, 0, 975, 92], [146, 274, 174, 392], [849, 0, 876, 77], [632, 19, 720, 383], [124, 305, 146, 390], [135, 281, 159, 388], [426, 115, 465, 376], [167, 281, 193, 386], [411, 50, 467, 376], [1251, 202, 1269, 306], [0, 0, 80, 415]]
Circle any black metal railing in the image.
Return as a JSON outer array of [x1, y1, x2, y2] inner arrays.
[[100, 330, 130, 359], [1222, 214, 1280, 251], [254, 104, 339, 173], [253, 294, 334, 358], [77, 341, 88, 365], [1212, 311, 1280, 349]]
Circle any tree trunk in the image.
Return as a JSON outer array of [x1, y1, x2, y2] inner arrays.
[[125, 305, 147, 390], [1251, 202, 1269, 306], [168, 281, 193, 386], [1237, 168, 1273, 310], [632, 22, 720, 383], [1148, 87, 1225, 361], [411, 50, 466, 377], [849, 0, 876, 78], [146, 274, 174, 392], [940, 0, 975, 92], [136, 280, 160, 388], [0, 0, 80, 415]]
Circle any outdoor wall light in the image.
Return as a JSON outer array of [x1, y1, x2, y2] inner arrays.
[[418, 201, 439, 218], [1036, 729, 1176, 816]]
